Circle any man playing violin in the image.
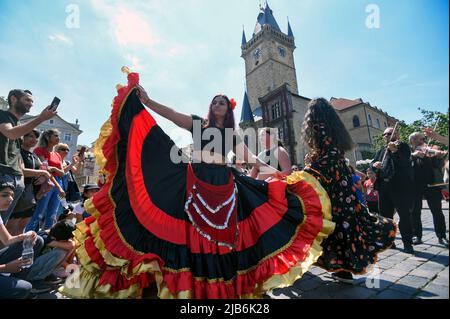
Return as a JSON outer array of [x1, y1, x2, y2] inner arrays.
[[409, 132, 449, 248], [371, 127, 415, 254]]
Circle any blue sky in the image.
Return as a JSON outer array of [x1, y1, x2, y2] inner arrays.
[[0, 0, 448, 147]]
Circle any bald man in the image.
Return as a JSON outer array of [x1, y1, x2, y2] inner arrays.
[[371, 127, 415, 254]]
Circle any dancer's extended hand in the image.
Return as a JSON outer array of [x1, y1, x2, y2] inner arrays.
[[136, 84, 150, 105]]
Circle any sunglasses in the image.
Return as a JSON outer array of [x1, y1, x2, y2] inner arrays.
[[383, 132, 392, 137], [60, 148, 70, 152]]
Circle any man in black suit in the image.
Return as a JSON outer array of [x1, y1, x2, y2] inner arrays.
[[372, 127, 415, 254]]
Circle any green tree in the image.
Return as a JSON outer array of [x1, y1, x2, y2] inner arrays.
[[373, 108, 449, 151], [0, 96, 7, 110]]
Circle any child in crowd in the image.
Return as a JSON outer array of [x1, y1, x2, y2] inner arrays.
[[0, 179, 66, 296], [73, 184, 100, 223], [37, 219, 76, 279], [364, 168, 379, 214]]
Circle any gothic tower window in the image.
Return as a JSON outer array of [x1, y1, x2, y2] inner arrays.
[[353, 115, 360, 128], [271, 102, 281, 120], [278, 46, 286, 57], [278, 126, 285, 141], [368, 114, 373, 126]]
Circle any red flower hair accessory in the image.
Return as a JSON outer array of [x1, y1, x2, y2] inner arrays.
[[229, 98, 237, 111]]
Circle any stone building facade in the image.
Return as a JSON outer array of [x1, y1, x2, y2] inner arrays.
[[329, 98, 397, 161], [20, 114, 83, 160]]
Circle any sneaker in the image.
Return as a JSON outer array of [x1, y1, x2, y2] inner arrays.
[[438, 237, 449, 248], [30, 280, 53, 294], [404, 244, 415, 254], [44, 273, 63, 284], [331, 271, 354, 284], [53, 267, 70, 279], [412, 237, 423, 245]]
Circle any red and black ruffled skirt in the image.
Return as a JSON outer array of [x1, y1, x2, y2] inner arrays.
[[60, 72, 335, 299]]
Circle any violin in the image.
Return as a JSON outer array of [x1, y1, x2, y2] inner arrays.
[[414, 144, 444, 157]]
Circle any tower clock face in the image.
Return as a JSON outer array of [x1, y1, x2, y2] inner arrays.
[[253, 48, 261, 60]]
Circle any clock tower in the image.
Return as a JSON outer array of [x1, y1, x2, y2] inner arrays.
[[241, 2, 298, 111]]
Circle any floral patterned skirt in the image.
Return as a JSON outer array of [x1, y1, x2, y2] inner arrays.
[[305, 167, 397, 274]]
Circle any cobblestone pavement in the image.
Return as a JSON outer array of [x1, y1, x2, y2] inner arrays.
[[268, 200, 449, 299], [38, 201, 449, 299]]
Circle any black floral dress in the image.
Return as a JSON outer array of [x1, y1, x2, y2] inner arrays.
[[305, 124, 397, 274]]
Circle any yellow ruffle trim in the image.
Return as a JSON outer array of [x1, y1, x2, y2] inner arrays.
[[245, 171, 335, 298]]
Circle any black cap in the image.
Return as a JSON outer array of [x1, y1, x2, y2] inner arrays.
[[0, 175, 15, 191], [82, 183, 100, 191]]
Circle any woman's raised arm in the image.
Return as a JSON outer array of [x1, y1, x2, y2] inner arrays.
[[136, 84, 193, 130]]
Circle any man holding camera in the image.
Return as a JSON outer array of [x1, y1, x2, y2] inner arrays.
[[0, 89, 57, 225]]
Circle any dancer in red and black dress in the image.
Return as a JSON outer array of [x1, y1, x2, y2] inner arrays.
[[300, 98, 397, 284], [60, 69, 334, 299]]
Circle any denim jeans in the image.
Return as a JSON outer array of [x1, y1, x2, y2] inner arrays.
[[0, 236, 44, 299], [0, 275, 32, 299], [0, 173, 25, 225], [18, 248, 68, 281], [0, 236, 67, 282], [25, 177, 63, 231], [0, 236, 44, 264]]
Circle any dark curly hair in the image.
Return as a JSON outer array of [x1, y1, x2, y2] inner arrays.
[[301, 98, 354, 153]]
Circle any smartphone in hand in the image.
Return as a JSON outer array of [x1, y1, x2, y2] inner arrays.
[[48, 97, 61, 111], [78, 146, 87, 159]]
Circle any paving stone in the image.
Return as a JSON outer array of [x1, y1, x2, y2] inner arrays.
[[357, 274, 398, 291], [374, 289, 412, 299], [436, 269, 449, 279], [391, 262, 420, 272], [419, 283, 449, 298], [409, 268, 437, 279], [430, 255, 449, 266], [415, 291, 446, 299], [294, 277, 325, 292], [438, 249, 449, 256], [382, 268, 409, 278], [415, 262, 446, 273], [376, 261, 398, 270], [331, 286, 377, 299], [298, 284, 343, 299], [388, 255, 409, 263], [389, 284, 419, 296], [396, 275, 430, 289], [431, 275, 449, 287]]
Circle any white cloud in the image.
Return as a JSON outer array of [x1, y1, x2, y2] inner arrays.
[[48, 33, 73, 46], [113, 8, 158, 48], [124, 54, 143, 71], [90, 0, 193, 60], [382, 74, 409, 87]]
